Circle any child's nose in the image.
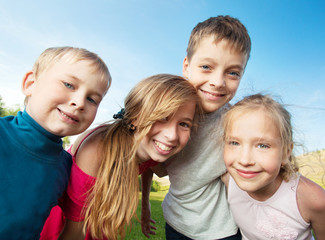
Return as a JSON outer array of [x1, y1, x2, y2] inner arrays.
[[70, 95, 85, 111], [238, 147, 255, 166], [209, 72, 226, 88], [164, 124, 178, 141]]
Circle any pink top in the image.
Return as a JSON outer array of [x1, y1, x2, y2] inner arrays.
[[228, 174, 313, 240], [40, 127, 158, 240]]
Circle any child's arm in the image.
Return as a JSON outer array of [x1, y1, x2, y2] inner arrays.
[[297, 176, 325, 239], [151, 163, 168, 177], [58, 220, 85, 240], [141, 168, 157, 238]]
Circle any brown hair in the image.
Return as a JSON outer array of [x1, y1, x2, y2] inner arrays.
[[186, 15, 251, 63], [84, 74, 202, 239], [223, 94, 298, 181]]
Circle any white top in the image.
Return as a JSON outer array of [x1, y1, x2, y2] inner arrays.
[[162, 106, 238, 240], [228, 174, 313, 240]]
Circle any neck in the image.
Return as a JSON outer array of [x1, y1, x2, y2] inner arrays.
[[248, 175, 283, 201]]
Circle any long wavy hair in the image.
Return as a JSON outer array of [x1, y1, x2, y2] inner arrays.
[[84, 74, 202, 239]]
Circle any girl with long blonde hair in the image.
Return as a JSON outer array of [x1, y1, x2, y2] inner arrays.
[[41, 74, 202, 240]]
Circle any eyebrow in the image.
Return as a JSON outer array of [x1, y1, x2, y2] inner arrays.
[[198, 57, 244, 70], [66, 74, 104, 98], [183, 117, 194, 122]]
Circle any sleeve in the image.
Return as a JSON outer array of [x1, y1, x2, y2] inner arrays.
[[139, 159, 159, 175], [59, 160, 96, 222]]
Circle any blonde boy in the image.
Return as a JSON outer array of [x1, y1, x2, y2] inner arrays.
[[0, 47, 111, 239], [141, 16, 251, 239]]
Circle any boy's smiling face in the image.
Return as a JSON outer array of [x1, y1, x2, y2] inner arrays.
[[22, 58, 108, 136], [183, 36, 248, 113]]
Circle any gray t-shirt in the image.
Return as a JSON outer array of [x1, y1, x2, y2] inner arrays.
[[162, 106, 238, 240]]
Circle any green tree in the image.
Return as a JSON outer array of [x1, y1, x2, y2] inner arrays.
[[0, 96, 6, 117], [0, 96, 21, 117], [5, 105, 20, 116], [62, 136, 71, 149]]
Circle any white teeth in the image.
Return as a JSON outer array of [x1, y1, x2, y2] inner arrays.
[[155, 141, 172, 151], [201, 90, 224, 97], [206, 92, 216, 97], [61, 112, 75, 121]]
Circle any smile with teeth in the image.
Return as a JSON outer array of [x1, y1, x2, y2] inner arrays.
[[59, 110, 78, 122], [154, 141, 173, 152], [200, 89, 225, 97]]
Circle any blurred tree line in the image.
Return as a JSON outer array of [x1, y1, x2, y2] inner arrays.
[[0, 95, 70, 148]]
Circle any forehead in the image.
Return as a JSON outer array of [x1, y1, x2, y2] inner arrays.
[[229, 109, 279, 133], [192, 37, 248, 64]]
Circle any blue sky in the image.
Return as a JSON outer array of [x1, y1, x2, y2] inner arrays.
[[0, 0, 324, 153]]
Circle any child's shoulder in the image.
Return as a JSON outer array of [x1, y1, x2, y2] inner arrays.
[[297, 175, 325, 222], [71, 124, 108, 177]]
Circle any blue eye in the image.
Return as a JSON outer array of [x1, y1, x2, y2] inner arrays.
[[180, 122, 191, 128], [228, 140, 239, 146], [200, 65, 211, 70], [63, 82, 74, 89], [229, 71, 240, 77], [87, 97, 97, 105], [257, 144, 269, 149]]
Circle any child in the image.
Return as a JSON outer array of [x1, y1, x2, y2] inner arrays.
[[141, 15, 251, 239], [222, 94, 325, 240], [40, 74, 202, 240], [0, 47, 111, 239]]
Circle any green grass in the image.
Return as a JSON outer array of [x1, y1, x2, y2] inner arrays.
[[125, 191, 168, 239]]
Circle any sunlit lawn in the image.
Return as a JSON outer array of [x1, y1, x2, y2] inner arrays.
[[125, 191, 168, 240], [123, 150, 325, 239]]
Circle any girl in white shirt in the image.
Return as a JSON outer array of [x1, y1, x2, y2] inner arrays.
[[221, 94, 325, 240]]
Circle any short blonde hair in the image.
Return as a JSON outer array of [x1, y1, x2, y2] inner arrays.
[[33, 47, 111, 84], [24, 47, 111, 105], [222, 94, 298, 181]]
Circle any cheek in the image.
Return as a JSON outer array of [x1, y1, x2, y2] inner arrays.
[[85, 108, 98, 123], [187, 72, 203, 88], [265, 162, 282, 174], [179, 131, 191, 148], [223, 147, 233, 166], [226, 81, 240, 95]]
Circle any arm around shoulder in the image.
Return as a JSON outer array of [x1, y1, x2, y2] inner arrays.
[[297, 176, 325, 239], [141, 168, 157, 238], [151, 163, 168, 177]]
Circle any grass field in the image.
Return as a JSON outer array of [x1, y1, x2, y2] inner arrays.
[[125, 191, 168, 239], [297, 149, 325, 189], [124, 150, 325, 239]]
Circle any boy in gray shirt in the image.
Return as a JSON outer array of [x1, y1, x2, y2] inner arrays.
[[141, 15, 251, 239]]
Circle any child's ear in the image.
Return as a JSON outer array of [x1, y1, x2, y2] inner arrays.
[[22, 71, 35, 96], [182, 56, 190, 79]]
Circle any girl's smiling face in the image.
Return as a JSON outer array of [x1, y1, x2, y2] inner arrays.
[[136, 101, 196, 163], [224, 109, 285, 201]]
